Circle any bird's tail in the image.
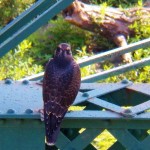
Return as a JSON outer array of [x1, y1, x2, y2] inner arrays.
[[44, 104, 66, 146], [46, 126, 60, 146]]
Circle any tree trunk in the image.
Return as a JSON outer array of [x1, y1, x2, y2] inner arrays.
[[62, 0, 150, 63]]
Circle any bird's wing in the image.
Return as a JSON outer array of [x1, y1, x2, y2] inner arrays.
[[58, 62, 81, 107], [43, 59, 80, 143]]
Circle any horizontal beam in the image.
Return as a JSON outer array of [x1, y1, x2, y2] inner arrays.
[[19, 57, 150, 82], [0, 111, 150, 129], [19, 38, 150, 82], [78, 38, 150, 68], [0, 110, 150, 120], [82, 57, 150, 82], [19, 72, 44, 81]]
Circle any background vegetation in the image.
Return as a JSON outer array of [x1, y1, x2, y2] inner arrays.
[[0, 0, 149, 81], [0, 0, 150, 149], [0, 0, 35, 28]]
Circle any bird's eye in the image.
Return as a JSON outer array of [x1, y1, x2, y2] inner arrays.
[[66, 50, 71, 55], [56, 47, 61, 53]]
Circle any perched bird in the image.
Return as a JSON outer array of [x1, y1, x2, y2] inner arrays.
[[43, 43, 81, 146]]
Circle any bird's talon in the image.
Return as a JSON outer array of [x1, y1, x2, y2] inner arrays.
[[34, 109, 44, 121]]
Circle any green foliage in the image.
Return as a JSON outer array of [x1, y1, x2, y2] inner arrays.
[[28, 16, 92, 65], [90, 0, 138, 7], [128, 13, 150, 43], [74, 46, 97, 78], [100, 48, 150, 83], [92, 130, 116, 149], [27, 0, 150, 83], [89, 0, 137, 8], [80, 0, 150, 83], [1, 0, 149, 82], [0, 40, 43, 80], [0, 0, 35, 28]]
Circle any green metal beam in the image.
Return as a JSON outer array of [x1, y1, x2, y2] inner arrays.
[[110, 129, 141, 150], [0, 0, 57, 44], [0, 81, 150, 149], [1, 113, 150, 129], [56, 132, 71, 149], [0, 120, 44, 150], [141, 136, 150, 149], [82, 57, 150, 83], [63, 129, 102, 150], [1, 111, 150, 122], [18, 38, 150, 82], [0, 0, 74, 58], [78, 38, 150, 68], [74, 80, 132, 105]]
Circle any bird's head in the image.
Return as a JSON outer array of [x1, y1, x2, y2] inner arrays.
[[55, 43, 72, 56], [54, 43, 73, 67]]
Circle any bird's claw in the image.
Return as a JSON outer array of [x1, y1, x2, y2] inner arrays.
[[34, 109, 44, 121]]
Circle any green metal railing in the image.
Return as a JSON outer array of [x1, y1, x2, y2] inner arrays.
[[18, 38, 150, 82], [0, 0, 74, 57], [0, 0, 150, 150], [0, 80, 150, 150]]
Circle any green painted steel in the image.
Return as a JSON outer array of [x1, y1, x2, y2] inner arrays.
[[19, 72, 44, 81], [19, 56, 150, 82], [19, 37, 150, 82], [0, 0, 150, 149], [62, 129, 102, 150], [78, 38, 150, 68], [73, 80, 132, 105], [0, 0, 57, 44], [1, 117, 150, 150], [0, 81, 150, 149], [82, 57, 150, 83], [0, 120, 45, 150], [0, 0, 74, 58]]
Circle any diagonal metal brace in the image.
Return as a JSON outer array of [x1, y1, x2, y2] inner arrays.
[[88, 98, 150, 118], [74, 80, 132, 105]]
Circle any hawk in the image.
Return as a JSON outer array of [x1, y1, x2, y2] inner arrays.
[[43, 43, 81, 146]]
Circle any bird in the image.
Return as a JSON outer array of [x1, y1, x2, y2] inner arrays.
[[43, 43, 81, 146]]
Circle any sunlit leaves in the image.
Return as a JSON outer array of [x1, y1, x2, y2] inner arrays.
[[0, 40, 43, 80]]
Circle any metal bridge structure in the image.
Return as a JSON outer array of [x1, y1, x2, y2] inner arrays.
[[0, 0, 150, 150]]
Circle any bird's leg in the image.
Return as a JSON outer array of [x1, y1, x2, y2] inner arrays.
[[39, 109, 44, 121], [113, 34, 132, 63], [34, 109, 44, 121]]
